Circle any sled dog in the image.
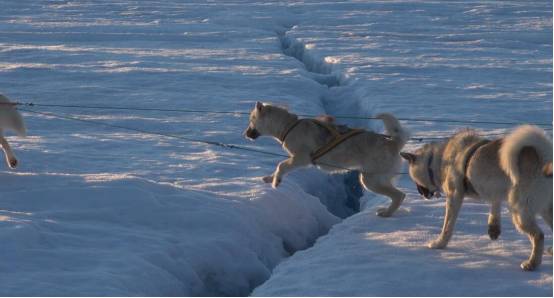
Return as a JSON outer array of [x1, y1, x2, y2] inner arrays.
[[244, 102, 409, 217], [401, 126, 552, 271], [0, 94, 26, 168]]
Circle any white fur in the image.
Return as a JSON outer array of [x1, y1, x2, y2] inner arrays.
[[0, 94, 26, 168], [376, 113, 410, 149], [500, 125, 552, 185], [403, 127, 552, 271], [0, 94, 26, 136], [245, 103, 408, 217]]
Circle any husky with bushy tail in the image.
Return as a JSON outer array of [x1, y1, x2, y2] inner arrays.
[[0, 94, 26, 168], [499, 125, 553, 267], [244, 102, 409, 217], [401, 124, 552, 271]]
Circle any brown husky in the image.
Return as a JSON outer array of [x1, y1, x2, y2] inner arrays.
[[401, 126, 552, 271], [244, 102, 409, 217]]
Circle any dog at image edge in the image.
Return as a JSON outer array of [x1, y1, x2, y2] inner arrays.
[[401, 126, 552, 271], [244, 101, 409, 217], [0, 94, 26, 169]]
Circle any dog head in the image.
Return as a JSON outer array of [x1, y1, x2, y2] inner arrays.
[[401, 144, 440, 199], [244, 101, 268, 140]]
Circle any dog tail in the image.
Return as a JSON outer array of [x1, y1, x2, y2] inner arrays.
[[376, 113, 409, 149], [500, 125, 552, 185]]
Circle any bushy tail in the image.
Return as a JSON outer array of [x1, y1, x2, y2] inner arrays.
[[500, 125, 552, 185], [376, 113, 409, 150]]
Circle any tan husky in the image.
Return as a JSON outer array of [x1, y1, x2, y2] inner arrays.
[[0, 94, 26, 168], [244, 102, 409, 217], [401, 126, 552, 271]]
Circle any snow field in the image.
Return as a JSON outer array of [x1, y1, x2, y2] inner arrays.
[[0, 0, 551, 296], [255, 0, 552, 296], [0, 1, 364, 295]]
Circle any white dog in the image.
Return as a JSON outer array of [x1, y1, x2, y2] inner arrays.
[[0, 94, 26, 168], [401, 126, 552, 271], [244, 102, 409, 217]]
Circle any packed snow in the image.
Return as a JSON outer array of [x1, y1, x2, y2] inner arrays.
[[0, 0, 551, 296], [254, 0, 553, 296], [254, 195, 553, 296], [0, 1, 352, 295]]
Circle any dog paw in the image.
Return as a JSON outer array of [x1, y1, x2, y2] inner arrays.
[[488, 224, 501, 240], [520, 260, 538, 271], [428, 239, 447, 249], [262, 175, 273, 183], [8, 158, 17, 169], [376, 208, 392, 217], [272, 178, 281, 189]]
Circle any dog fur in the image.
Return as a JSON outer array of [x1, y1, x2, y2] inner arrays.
[[0, 94, 26, 169], [244, 101, 409, 217], [401, 126, 552, 271]]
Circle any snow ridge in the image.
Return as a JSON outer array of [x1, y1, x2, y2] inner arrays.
[[277, 26, 364, 218], [277, 28, 341, 88]]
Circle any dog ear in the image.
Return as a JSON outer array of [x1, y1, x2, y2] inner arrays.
[[255, 101, 264, 111], [400, 152, 416, 163]]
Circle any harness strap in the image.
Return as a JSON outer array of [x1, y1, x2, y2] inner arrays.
[[311, 129, 365, 162], [463, 139, 490, 191], [280, 118, 365, 163], [279, 119, 302, 142], [311, 119, 341, 138], [427, 152, 437, 189], [280, 118, 341, 143]]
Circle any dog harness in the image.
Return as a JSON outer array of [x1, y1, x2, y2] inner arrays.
[[427, 153, 438, 189], [279, 118, 365, 163], [462, 139, 490, 192], [279, 118, 305, 143], [426, 139, 490, 194]]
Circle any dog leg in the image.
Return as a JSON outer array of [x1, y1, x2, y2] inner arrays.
[[271, 156, 310, 188], [359, 174, 405, 217], [0, 133, 17, 169], [488, 199, 502, 240], [262, 175, 273, 183], [507, 182, 545, 271], [540, 203, 552, 255], [429, 191, 464, 249], [511, 209, 544, 271]]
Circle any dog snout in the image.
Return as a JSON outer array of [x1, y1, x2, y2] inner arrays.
[[244, 127, 260, 140], [416, 184, 433, 199], [8, 158, 17, 169]]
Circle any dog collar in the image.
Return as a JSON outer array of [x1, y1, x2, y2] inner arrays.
[[279, 119, 302, 143]]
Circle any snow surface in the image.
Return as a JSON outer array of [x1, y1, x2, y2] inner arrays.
[[0, 0, 552, 296], [254, 0, 553, 296], [0, 1, 354, 296]]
